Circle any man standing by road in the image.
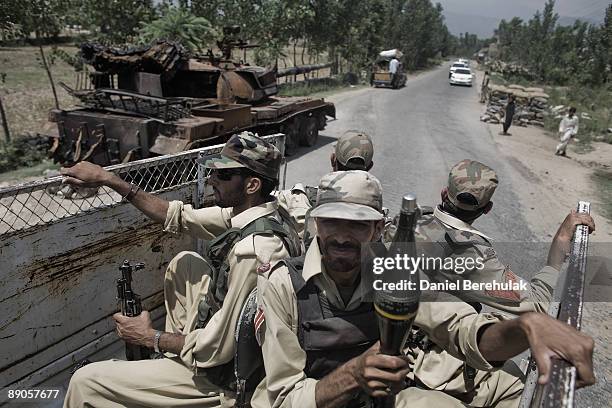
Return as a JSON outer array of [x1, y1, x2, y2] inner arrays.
[[61, 132, 301, 407], [500, 94, 516, 135], [479, 70, 490, 103], [389, 57, 400, 88], [555, 107, 579, 156], [252, 170, 595, 408]]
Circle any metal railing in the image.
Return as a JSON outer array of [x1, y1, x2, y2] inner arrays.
[[519, 201, 591, 408]]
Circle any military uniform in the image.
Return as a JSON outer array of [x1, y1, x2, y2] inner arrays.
[[388, 160, 558, 313], [274, 183, 316, 239], [252, 171, 514, 408], [275, 130, 375, 240], [418, 206, 558, 314], [65, 132, 301, 408]]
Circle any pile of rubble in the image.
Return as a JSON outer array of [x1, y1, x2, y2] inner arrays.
[[480, 84, 549, 127]]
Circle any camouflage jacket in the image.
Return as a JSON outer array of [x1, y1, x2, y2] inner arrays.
[[387, 206, 559, 314]]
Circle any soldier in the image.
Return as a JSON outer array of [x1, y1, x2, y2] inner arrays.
[[414, 159, 595, 314], [382, 159, 595, 407], [275, 129, 374, 239], [61, 132, 301, 407], [251, 170, 595, 408]]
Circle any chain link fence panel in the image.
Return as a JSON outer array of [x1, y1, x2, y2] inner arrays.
[[0, 134, 285, 236]]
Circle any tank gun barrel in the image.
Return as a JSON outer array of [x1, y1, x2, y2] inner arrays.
[[276, 63, 333, 78]]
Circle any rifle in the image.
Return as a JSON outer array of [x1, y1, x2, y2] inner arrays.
[[234, 288, 264, 408], [519, 201, 591, 408], [117, 260, 151, 361]]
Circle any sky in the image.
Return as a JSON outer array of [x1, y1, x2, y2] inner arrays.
[[436, 0, 608, 21], [435, 0, 609, 37]]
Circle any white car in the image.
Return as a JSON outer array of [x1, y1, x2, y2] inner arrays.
[[449, 68, 473, 86], [458, 58, 470, 66], [449, 62, 468, 77]]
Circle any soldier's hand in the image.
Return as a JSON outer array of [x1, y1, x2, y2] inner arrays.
[[349, 342, 411, 397], [521, 313, 595, 388], [60, 161, 112, 188], [557, 210, 595, 242], [548, 210, 595, 270], [113, 311, 156, 348]]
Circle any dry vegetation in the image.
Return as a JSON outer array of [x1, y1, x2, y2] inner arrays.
[[0, 45, 79, 139]]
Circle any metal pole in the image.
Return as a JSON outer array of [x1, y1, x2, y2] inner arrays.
[[519, 201, 591, 408]]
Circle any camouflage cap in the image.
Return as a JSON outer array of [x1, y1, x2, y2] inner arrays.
[[197, 131, 281, 180], [310, 170, 383, 221], [334, 130, 374, 169], [447, 159, 498, 211]]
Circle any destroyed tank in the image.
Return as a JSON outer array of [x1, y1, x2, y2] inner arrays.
[[47, 27, 336, 166]]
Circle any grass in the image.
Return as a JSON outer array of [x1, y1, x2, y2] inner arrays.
[[591, 169, 612, 221], [278, 79, 364, 98], [0, 45, 78, 139], [544, 86, 612, 146], [0, 160, 59, 184]]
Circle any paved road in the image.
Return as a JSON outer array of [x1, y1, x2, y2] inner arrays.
[[284, 64, 607, 406], [285, 64, 548, 275], [286, 65, 535, 243]]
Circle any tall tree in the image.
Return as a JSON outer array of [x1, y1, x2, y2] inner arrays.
[[76, 0, 155, 43], [139, 7, 217, 52]]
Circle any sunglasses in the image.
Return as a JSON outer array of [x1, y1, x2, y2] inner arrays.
[[210, 168, 244, 181]]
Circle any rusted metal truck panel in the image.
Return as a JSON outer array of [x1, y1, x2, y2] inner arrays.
[[0, 194, 188, 386], [0, 135, 285, 404]]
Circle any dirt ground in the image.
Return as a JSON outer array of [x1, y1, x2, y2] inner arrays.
[[475, 68, 612, 407], [487, 124, 612, 241], [475, 68, 612, 241]]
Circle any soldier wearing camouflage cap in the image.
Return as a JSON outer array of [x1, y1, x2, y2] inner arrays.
[[383, 158, 596, 407], [62, 131, 302, 408], [198, 131, 283, 180], [331, 130, 374, 171], [252, 170, 596, 408], [416, 158, 594, 314], [276, 130, 375, 240]]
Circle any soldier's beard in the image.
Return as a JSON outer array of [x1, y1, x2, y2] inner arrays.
[[213, 183, 247, 208]]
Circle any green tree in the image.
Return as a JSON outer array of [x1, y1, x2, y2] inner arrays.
[[139, 7, 217, 52], [494, 0, 609, 86], [76, 0, 155, 43], [0, 0, 72, 41]]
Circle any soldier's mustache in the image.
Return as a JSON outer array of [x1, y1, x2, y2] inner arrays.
[[327, 241, 360, 251]]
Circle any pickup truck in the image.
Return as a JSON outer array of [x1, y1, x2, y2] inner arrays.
[[0, 135, 285, 406]]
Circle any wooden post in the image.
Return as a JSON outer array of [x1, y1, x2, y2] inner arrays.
[[0, 94, 10, 143], [39, 45, 59, 109]]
